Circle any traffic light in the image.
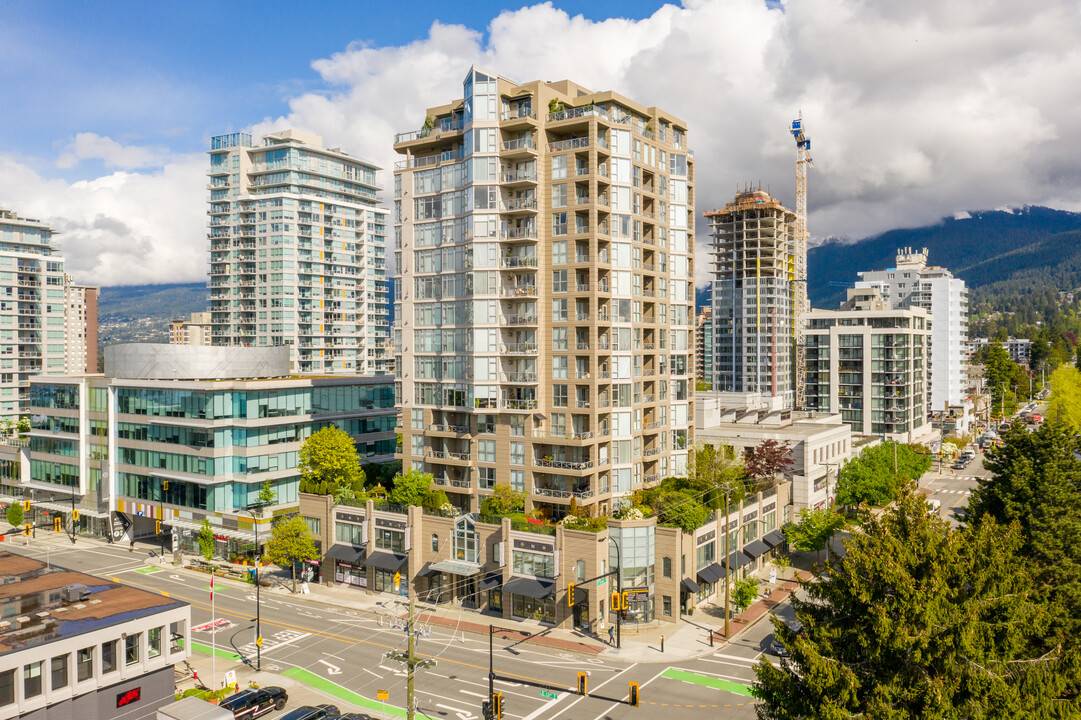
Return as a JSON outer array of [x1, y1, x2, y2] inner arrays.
[[491, 691, 503, 720], [23, 523, 30, 537], [23, 499, 29, 512], [577, 672, 588, 696], [163, 480, 170, 491], [482, 701, 491, 720], [621, 591, 630, 610], [53, 517, 61, 532], [611, 591, 620, 612], [629, 681, 640, 708], [155, 519, 161, 534], [73, 509, 79, 522], [567, 583, 575, 607]]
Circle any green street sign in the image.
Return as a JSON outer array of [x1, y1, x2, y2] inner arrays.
[[540, 690, 558, 699], [597, 577, 607, 585]]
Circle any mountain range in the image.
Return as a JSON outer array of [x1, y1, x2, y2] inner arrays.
[[696, 206, 1081, 317], [99, 207, 1081, 347]]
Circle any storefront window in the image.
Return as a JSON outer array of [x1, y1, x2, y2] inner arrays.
[[375, 568, 407, 595], [489, 588, 502, 612], [511, 594, 555, 623], [335, 561, 367, 588]]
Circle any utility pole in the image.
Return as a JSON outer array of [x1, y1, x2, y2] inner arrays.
[[386, 595, 434, 720], [70, 482, 76, 545], [723, 485, 731, 640]]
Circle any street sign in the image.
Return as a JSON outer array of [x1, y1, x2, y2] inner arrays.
[[540, 690, 558, 699], [597, 577, 607, 585], [256, 636, 263, 647], [377, 690, 389, 700]]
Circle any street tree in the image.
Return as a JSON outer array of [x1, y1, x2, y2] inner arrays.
[[480, 482, 526, 516], [6, 502, 22, 528], [1046, 365, 1081, 430], [835, 441, 930, 510], [388, 468, 434, 506], [686, 442, 746, 510], [754, 490, 1074, 719], [256, 479, 277, 507], [264, 514, 319, 592], [783, 507, 844, 564], [298, 426, 365, 495], [732, 577, 759, 620], [745, 439, 794, 491], [197, 518, 215, 561]]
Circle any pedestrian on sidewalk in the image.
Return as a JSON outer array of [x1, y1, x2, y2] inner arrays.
[[129, 539, 134, 553], [608, 626, 615, 646]]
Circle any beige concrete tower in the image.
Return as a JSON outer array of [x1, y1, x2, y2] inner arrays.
[[393, 67, 695, 518]]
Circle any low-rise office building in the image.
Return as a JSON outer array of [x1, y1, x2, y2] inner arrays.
[[0, 552, 191, 720], [0, 344, 397, 558], [300, 482, 790, 632], [695, 391, 853, 510]]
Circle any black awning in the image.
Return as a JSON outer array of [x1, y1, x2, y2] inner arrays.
[[324, 543, 365, 564], [478, 572, 503, 591], [680, 577, 701, 594], [728, 551, 754, 569], [743, 540, 770, 559], [416, 562, 439, 578], [696, 563, 724, 585], [503, 575, 555, 599], [365, 550, 408, 571], [762, 530, 786, 548]]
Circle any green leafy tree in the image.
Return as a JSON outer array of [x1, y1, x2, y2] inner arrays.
[[197, 518, 215, 561], [732, 577, 759, 619], [15, 417, 30, 435], [298, 426, 365, 493], [480, 482, 526, 516], [783, 507, 844, 563], [1046, 365, 1081, 430], [836, 441, 930, 509], [256, 479, 277, 507], [6, 502, 23, 528], [388, 468, 434, 506], [754, 490, 1073, 719], [264, 514, 319, 592], [686, 443, 746, 510], [651, 490, 710, 532]]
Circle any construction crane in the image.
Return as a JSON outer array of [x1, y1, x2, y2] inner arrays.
[[791, 114, 813, 409]]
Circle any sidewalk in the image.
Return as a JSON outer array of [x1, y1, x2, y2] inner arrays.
[[25, 528, 808, 664]]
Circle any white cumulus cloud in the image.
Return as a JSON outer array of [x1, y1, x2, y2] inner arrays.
[[3, 0, 1081, 289]]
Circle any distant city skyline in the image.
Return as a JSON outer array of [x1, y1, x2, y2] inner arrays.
[[2, 0, 1079, 287]]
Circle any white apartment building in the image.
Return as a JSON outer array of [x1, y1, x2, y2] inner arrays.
[[169, 311, 212, 346], [207, 130, 390, 375], [965, 336, 1032, 366], [805, 288, 933, 442], [0, 208, 70, 420], [393, 66, 696, 517], [855, 247, 967, 411], [62, 275, 98, 374]]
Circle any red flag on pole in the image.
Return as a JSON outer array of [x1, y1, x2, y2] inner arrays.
[[210, 573, 214, 602]]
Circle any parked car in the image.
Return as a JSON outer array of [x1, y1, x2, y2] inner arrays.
[[219, 687, 289, 719], [768, 622, 803, 656], [951, 460, 966, 470], [280, 705, 340, 720]]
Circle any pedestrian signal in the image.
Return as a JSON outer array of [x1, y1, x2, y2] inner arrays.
[[629, 681, 640, 707]]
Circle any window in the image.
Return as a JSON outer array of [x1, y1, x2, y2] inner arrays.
[[376, 528, 405, 552], [0, 669, 13, 706], [77, 647, 93, 682], [662, 556, 672, 578], [102, 640, 117, 673], [510, 442, 525, 466], [479, 439, 496, 463], [303, 516, 321, 535], [552, 240, 567, 265], [412, 408, 423, 430], [552, 155, 567, 180], [510, 469, 525, 491], [489, 588, 502, 612], [552, 212, 567, 236], [432, 534, 439, 551], [553, 356, 568, 379], [553, 385, 567, 408], [553, 270, 567, 293], [552, 183, 567, 207], [23, 662, 42, 698], [552, 299, 567, 322], [576, 560, 586, 582], [148, 627, 162, 659], [479, 467, 495, 489], [51, 655, 68, 690], [696, 541, 715, 570], [125, 633, 140, 666], [512, 550, 555, 577], [336, 522, 363, 545], [662, 596, 672, 617]]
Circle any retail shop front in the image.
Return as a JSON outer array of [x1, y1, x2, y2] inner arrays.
[[505, 575, 556, 624], [366, 549, 409, 596], [326, 543, 367, 588]]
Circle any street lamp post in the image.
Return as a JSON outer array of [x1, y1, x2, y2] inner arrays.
[[609, 536, 622, 650], [70, 481, 76, 545], [243, 506, 263, 672]]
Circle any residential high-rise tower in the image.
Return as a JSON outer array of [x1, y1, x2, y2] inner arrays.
[[706, 189, 797, 405], [207, 130, 390, 374], [393, 67, 696, 517]]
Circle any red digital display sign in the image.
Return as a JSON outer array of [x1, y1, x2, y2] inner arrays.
[[117, 687, 141, 707]]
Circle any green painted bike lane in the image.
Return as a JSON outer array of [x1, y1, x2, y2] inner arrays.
[[662, 667, 757, 698], [188, 642, 433, 719]]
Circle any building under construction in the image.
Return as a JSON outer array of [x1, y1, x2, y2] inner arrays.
[[706, 189, 798, 405]]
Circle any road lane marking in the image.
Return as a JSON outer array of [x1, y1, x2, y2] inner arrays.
[[587, 664, 667, 720], [282, 666, 437, 719], [362, 668, 382, 678], [545, 662, 639, 720], [458, 690, 488, 699]]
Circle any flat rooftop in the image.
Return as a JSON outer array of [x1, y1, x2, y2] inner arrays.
[[0, 551, 187, 656]]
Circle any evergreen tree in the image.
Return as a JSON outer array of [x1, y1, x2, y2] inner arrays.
[[755, 490, 1074, 719]]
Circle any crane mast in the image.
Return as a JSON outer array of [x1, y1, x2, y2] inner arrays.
[[791, 115, 812, 409]]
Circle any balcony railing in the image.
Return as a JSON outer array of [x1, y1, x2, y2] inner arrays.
[[502, 343, 538, 354], [503, 138, 535, 152], [533, 486, 594, 500], [534, 458, 594, 471], [503, 398, 539, 410], [548, 137, 590, 152]]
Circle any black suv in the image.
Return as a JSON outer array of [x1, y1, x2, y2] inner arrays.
[[220, 687, 289, 718], [280, 705, 341, 720]]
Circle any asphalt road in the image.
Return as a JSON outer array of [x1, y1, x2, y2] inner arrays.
[[5, 539, 790, 720]]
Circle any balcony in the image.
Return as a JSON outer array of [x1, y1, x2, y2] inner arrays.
[[502, 138, 537, 158], [533, 486, 594, 500], [501, 170, 537, 185], [502, 343, 538, 355], [503, 199, 538, 213], [548, 137, 591, 152], [500, 227, 538, 241], [429, 424, 469, 434], [503, 398, 538, 410], [503, 372, 539, 383], [501, 287, 537, 298], [499, 256, 537, 269], [502, 314, 538, 326], [534, 457, 594, 471]]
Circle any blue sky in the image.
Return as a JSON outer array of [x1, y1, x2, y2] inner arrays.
[[1, 0, 667, 173], [1, 0, 1078, 286]]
